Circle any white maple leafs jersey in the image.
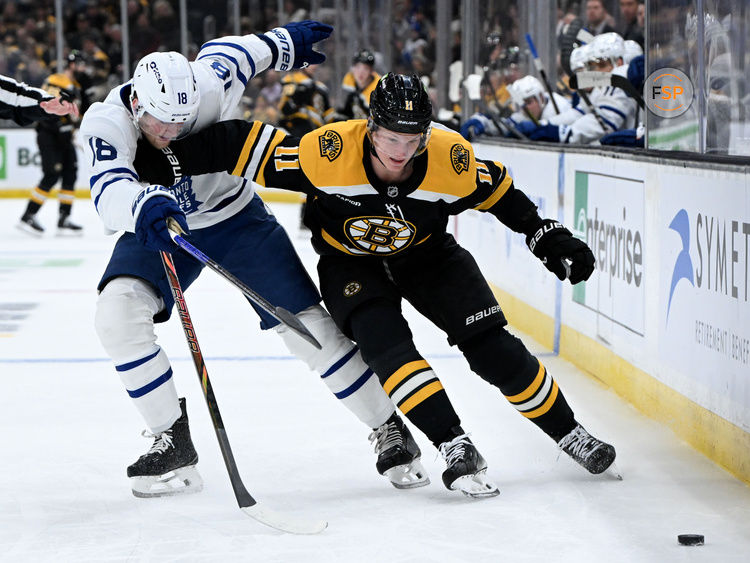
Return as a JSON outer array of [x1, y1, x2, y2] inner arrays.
[[556, 64, 637, 144], [80, 34, 274, 233]]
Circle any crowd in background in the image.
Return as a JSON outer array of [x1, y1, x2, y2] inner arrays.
[[0, 0, 646, 147]]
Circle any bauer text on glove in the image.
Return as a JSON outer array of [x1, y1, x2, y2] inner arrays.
[[525, 218, 595, 283], [258, 20, 333, 71]]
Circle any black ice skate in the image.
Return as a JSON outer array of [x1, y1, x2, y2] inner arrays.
[[127, 397, 203, 497], [438, 431, 499, 498], [57, 215, 83, 236], [17, 214, 44, 237], [558, 423, 621, 479], [369, 412, 429, 489]]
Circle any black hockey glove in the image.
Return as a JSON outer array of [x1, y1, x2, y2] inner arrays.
[[526, 219, 595, 284]]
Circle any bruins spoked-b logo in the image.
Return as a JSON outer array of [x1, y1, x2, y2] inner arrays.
[[343, 281, 362, 297], [450, 143, 470, 174], [344, 216, 417, 255], [319, 130, 343, 162]]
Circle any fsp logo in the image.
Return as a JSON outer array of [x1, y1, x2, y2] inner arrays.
[[645, 68, 694, 118], [344, 216, 416, 255]]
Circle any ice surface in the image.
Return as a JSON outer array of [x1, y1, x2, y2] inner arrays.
[[1, 197, 748, 562]]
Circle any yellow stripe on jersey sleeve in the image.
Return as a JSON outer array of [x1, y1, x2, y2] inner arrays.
[[231, 121, 263, 177], [474, 166, 513, 211], [254, 129, 287, 187]]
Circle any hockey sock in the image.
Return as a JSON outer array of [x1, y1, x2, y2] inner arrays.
[[22, 199, 43, 219], [458, 327, 576, 441], [95, 277, 181, 433], [381, 353, 461, 447], [58, 188, 74, 217], [275, 305, 395, 429]]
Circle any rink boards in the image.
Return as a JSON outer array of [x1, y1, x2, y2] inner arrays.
[[466, 140, 750, 485]]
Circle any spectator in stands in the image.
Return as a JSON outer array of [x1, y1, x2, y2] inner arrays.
[[152, 0, 180, 52], [618, 0, 644, 48], [586, 0, 617, 35], [259, 70, 283, 107]]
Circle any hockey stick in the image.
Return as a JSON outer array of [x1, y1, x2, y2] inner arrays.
[[570, 71, 645, 109], [160, 249, 328, 535], [166, 218, 321, 350], [525, 33, 560, 114], [463, 73, 529, 140]]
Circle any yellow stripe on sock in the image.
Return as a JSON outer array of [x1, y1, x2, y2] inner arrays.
[[504, 361, 545, 404], [521, 380, 559, 418], [399, 381, 444, 415], [383, 360, 430, 395], [30, 187, 47, 204]]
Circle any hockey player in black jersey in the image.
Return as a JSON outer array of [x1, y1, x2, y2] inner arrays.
[[136, 73, 619, 498]]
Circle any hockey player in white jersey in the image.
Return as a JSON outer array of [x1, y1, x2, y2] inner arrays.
[[524, 33, 637, 144], [508, 75, 571, 124], [80, 21, 427, 498]]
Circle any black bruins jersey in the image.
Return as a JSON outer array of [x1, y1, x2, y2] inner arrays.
[[139, 119, 541, 256]]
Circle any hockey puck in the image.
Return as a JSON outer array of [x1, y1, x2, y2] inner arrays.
[[677, 534, 704, 546]]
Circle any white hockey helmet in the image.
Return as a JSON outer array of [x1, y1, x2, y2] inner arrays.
[[570, 44, 593, 73], [622, 40, 643, 65], [510, 75, 546, 108], [589, 32, 625, 66], [130, 51, 200, 141]]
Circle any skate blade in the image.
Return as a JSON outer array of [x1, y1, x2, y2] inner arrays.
[[131, 465, 204, 498], [242, 504, 328, 535], [16, 223, 43, 237], [384, 459, 431, 489], [450, 470, 500, 499], [56, 228, 84, 237], [604, 461, 623, 480]]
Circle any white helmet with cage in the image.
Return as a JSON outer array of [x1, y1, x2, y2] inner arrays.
[[570, 44, 593, 73], [589, 32, 625, 67], [130, 51, 200, 141], [622, 40, 643, 65], [509, 75, 546, 108]]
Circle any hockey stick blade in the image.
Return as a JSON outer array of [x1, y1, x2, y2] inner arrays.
[[165, 218, 321, 349], [242, 504, 328, 535]]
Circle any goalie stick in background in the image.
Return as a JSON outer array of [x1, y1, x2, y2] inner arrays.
[[136, 73, 622, 499], [80, 21, 427, 500]]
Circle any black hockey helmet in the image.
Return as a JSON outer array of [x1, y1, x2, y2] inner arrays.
[[367, 73, 433, 157], [353, 49, 375, 66], [369, 73, 432, 134]]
